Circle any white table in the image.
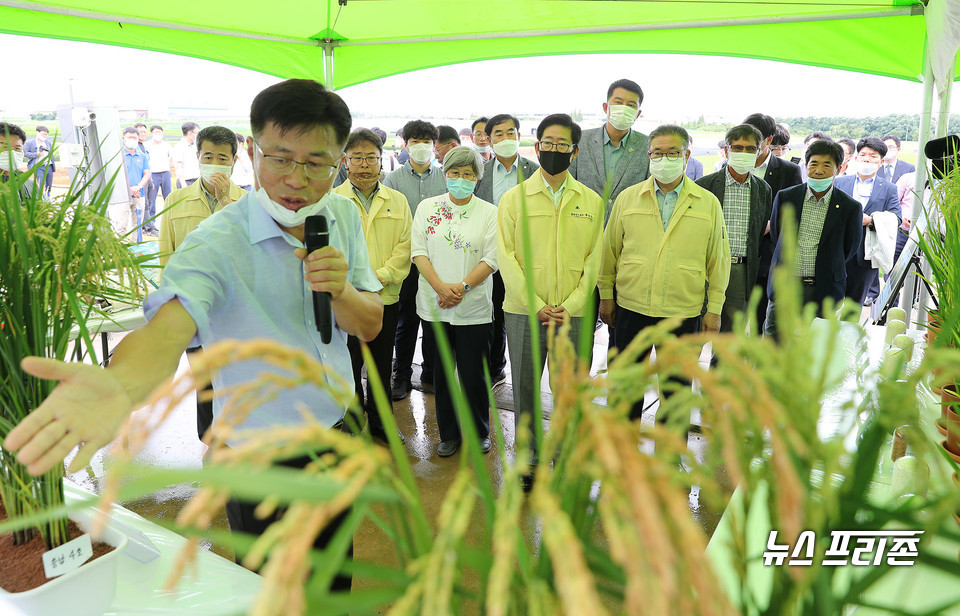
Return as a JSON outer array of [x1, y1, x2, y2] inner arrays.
[[64, 481, 262, 615], [69, 306, 147, 366]]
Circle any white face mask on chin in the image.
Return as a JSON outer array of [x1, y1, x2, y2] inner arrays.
[[255, 187, 331, 228]]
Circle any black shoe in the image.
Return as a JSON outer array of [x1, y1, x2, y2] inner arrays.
[[420, 376, 434, 394], [437, 440, 460, 457], [391, 377, 411, 401], [480, 437, 492, 454], [491, 369, 508, 388], [520, 472, 535, 492], [369, 424, 405, 445]]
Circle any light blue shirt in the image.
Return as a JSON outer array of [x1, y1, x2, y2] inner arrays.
[[853, 174, 875, 207], [655, 176, 684, 230], [144, 191, 382, 442], [492, 156, 519, 206], [602, 126, 632, 183], [382, 161, 448, 216]]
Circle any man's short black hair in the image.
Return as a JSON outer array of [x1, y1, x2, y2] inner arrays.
[[805, 131, 831, 145], [400, 120, 439, 143], [370, 127, 387, 145], [437, 125, 460, 144], [345, 128, 383, 155], [0, 122, 27, 144], [649, 124, 691, 150], [536, 113, 582, 145], [181, 122, 199, 135], [772, 124, 791, 147], [838, 138, 856, 154], [134, 122, 147, 130], [35, 125, 49, 133], [606, 78, 644, 105], [150, 125, 163, 132], [805, 139, 844, 167], [485, 114, 520, 136], [882, 134, 902, 148], [235, 132, 245, 144], [196, 125, 238, 157], [725, 124, 763, 147], [857, 136, 887, 158], [123, 126, 139, 136], [459, 127, 472, 138], [250, 79, 352, 148], [471, 117, 489, 133], [742, 113, 777, 139]]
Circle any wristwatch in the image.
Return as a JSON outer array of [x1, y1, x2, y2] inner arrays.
[[460, 281, 471, 292]]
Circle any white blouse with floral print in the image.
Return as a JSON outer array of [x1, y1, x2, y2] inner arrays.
[[411, 193, 499, 325]]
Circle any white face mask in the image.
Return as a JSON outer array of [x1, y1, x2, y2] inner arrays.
[[858, 161, 880, 177], [476, 145, 493, 154], [883, 149, 897, 162], [152, 134, 164, 143], [492, 138, 519, 159], [200, 163, 233, 182], [0, 150, 24, 172], [255, 186, 331, 228], [649, 155, 686, 184], [727, 151, 757, 176], [607, 104, 639, 131], [123, 138, 139, 150], [408, 142, 434, 165]]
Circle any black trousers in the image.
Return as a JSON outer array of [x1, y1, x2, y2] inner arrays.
[[393, 264, 435, 381], [347, 302, 400, 431], [431, 321, 493, 443], [845, 260, 879, 305], [224, 450, 353, 592], [186, 346, 215, 441], [490, 272, 508, 375], [613, 306, 700, 421]]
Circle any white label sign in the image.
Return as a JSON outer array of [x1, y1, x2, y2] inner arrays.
[[42, 534, 93, 579]]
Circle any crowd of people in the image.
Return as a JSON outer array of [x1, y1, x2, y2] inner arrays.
[[0, 76, 919, 583]]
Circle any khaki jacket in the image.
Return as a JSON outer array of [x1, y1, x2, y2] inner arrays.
[[333, 181, 412, 305], [158, 179, 245, 267], [599, 176, 731, 318], [497, 170, 604, 317]]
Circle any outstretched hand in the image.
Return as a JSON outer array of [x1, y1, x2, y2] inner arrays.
[[4, 357, 134, 475]]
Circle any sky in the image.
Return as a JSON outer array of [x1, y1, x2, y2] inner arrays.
[[1, 33, 957, 129]]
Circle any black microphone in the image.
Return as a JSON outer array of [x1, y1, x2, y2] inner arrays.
[[304, 215, 332, 344]]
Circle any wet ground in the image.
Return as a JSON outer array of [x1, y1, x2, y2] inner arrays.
[[66, 324, 721, 593]]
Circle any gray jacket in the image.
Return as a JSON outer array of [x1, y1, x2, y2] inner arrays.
[[474, 156, 539, 205], [569, 126, 650, 224], [695, 169, 773, 290]]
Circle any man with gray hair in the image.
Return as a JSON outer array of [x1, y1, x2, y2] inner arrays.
[[599, 124, 730, 422], [695, 124, 772, 333]]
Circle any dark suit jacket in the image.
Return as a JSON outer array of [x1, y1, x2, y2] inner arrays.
[[833, 174, 901, 266], [886, 159, 915, 183], [474, 156, 539, 205], [695, 169, 773, 290], [23, 137, 55, 172], [767, 184, 862, 305], [568, 126, 650, 223], [758, 154, 804, 277]]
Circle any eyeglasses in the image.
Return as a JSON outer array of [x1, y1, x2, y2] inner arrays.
[[539, 141, 574, 153], [254, 141, 339, 181], [347, 155, 380, 167], [446, 170, 477, 181], [770, 146, 790, 155], [648, 151, 683, 161], [728, 145, 759, 154]]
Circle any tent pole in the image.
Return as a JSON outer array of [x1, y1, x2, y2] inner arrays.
[[900, 37, 936, 322], [936, 79, 953, 137], [322, 41, 335, 90]]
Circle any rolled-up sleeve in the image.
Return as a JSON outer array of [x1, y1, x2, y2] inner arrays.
[[481, 207, 498, 272]]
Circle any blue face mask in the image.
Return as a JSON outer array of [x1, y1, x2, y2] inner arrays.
[[446, 178, 476, 200], [807, 176, 834, 192]]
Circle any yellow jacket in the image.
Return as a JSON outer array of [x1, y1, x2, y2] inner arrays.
[[497, 169, 604, 317], [599, 176, 731, 318], [333, 181, 412, 305], [158, 179, 245, 266]]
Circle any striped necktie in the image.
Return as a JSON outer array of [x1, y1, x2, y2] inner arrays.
[[885, 164, 894, 182]]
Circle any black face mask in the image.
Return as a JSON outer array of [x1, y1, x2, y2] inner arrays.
[[538, 149, 574, 175]]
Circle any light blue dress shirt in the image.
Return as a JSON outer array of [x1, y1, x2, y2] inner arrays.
[[853, 175, 875, 207], [492, 157, 519, 206], [655, 176, 684, 230], [602, 126, 632, 183], [144, 191, 382, 442]]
